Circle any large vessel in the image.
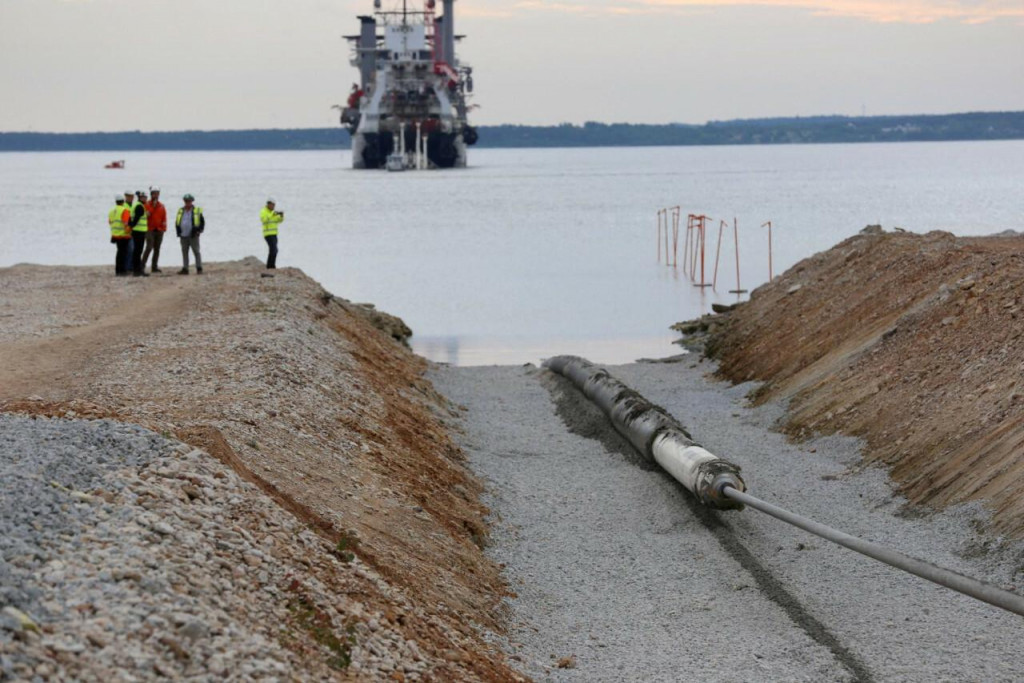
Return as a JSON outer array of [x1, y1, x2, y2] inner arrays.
[[340, 0, 477, 170]]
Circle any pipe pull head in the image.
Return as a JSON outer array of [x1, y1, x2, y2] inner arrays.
[[695, 461, 746, 510]]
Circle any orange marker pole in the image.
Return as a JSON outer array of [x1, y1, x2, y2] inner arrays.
[[664, 210, 670, 266], [671, 206, 680, 268], [684, 215, 693, 277], [657, 210, 662, 264], [690, 215, 701, 281], [700, 219, 706, 284], [694, 215, 712, 288], [712, 219, 725, 290], [729, 217, 747, 294]]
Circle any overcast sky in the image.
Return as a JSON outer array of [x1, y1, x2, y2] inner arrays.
[[1, 0, 1022, 132]]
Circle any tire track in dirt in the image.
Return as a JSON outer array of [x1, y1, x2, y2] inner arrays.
[[0, 279, 193, 401]]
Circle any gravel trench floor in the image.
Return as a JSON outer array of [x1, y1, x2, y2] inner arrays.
[[430, 357, 1024, 682]]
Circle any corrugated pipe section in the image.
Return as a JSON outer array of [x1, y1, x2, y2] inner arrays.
[[544, 355, 745, 510]]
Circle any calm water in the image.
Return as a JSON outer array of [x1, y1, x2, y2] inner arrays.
[[1, 142, 1022, 365]]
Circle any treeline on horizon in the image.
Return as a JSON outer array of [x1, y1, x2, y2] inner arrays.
[[2, 111, 1023, 151]]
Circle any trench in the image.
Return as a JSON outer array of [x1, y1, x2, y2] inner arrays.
[[541, 368, 874, 682]]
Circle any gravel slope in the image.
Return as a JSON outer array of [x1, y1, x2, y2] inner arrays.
[[431, 357, 1024, 682], [0, 262, 519, 681]]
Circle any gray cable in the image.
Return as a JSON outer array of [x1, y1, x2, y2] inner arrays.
[[722, 486, 1024, 618]]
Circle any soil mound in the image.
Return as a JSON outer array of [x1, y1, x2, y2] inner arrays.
[[702, 228, 1024, 538]]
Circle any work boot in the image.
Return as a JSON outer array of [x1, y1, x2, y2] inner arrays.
[[152, 267, 162, 274], [196, 267, 203, 275], [178, 268, 189, 275]]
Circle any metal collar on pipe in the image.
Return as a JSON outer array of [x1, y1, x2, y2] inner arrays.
[[544, 355, 745, 510]]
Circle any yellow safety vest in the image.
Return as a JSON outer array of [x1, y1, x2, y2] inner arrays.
[[261, 207, 283, 237], [175, 206, 204, 233], [109, 205, 128, 239], [131, 201, 148, 233]]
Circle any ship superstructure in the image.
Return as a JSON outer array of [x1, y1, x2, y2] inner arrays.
[[341, 0, 477, 170]]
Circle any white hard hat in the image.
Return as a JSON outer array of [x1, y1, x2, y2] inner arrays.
[[267, 198, 276, 204]]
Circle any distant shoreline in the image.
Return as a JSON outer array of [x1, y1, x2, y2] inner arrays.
[[3, 111, 1024, 152]]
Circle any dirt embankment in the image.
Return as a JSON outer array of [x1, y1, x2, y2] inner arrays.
[[697, 228, 1024, 538], [0, 259, 522, 681]]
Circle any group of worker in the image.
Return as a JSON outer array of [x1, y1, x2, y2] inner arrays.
[[107, 191, 284, 276]]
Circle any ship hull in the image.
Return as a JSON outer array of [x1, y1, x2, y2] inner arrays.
[[351, 131, 466, 170]]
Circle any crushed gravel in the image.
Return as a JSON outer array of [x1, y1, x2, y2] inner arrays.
[[0, 414, 435, 681], [431, 357, 1024, 682]]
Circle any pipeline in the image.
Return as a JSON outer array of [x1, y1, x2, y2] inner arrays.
[[722, 486, 1024, 617], [543, 355, 745, 510], [543, 355, 1024, 618]]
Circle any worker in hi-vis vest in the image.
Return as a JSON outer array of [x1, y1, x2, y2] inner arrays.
[[122, 191, 136, 273], [109, 196, 132, 276], [175, 194, 205, 275], [260, 198, 284, 270], [129, 189, 149, 277]]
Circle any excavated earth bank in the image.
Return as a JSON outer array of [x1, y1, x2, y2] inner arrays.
[[0, 259, 523, 681], [698, 227, 1024, 538]]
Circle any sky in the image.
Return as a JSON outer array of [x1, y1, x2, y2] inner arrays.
[[0, 0, 1022, 132]]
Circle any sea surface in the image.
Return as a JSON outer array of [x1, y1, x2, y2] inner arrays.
[[1, 142, 1022, 365]]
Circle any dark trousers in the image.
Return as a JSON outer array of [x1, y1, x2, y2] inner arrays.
[[265, 235, 278, 269], [114, 239, 130, 274], [125, 235, 134, 271], [142, 231, 164, 271], [131, 231, 147, 274]]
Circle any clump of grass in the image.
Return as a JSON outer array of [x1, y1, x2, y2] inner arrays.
[[285, 585, 355, 671], [332, 531, 360, 563]]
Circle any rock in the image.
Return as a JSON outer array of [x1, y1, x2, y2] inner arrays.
[[556, 654, 577, 669], [43, 638, 87, 654], [861, 224, 884, 234], [670, 319, 708, 335], [1, 607, 38, 633], [181, 484, 202, 501], [351, 305, 413, 345], [0, 611, 23, 633], [179, 620, 210, 642], [85, 632, 109, 648], [70, 491, 97, 504], [159, 635, 192, 660]]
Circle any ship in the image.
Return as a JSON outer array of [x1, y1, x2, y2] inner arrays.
[[340, 0, 478, 170]]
